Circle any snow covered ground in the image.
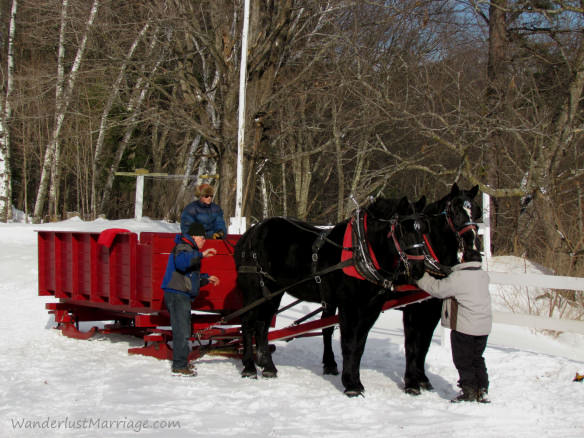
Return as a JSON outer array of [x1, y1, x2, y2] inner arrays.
[[0, 217, 583, 438]]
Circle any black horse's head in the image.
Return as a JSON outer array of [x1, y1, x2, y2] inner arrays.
[[365, 196, 428, 283], [424, 183, 482, 267]]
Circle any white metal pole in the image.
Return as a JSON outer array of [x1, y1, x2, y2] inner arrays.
[[231, 0, 250, 234], [482, 192, 491, 259], [135, 174, 144, 220]]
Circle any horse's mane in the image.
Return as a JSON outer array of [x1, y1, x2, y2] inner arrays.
[[424, 193, 449, 215], [365, 197, 400, 219]]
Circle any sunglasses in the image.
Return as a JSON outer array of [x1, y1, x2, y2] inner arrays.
[[202, 195, 213, 199]]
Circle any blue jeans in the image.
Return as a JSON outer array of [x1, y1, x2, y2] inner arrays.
[[164, 292, 192, 370]]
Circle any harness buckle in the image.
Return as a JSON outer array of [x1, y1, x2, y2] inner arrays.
[[312, 253, 318, 262], [314, 275, 322, 284], [382, 279, 392, 289]]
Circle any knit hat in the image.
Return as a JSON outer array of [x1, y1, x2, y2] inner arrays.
[[187, 222, 206, 237], [197, 184, 215, 197]]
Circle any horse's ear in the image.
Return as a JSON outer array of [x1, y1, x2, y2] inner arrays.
[[398, 196, 409, 211], [451, 183, 460, 196], [415, 196, 426, 211], [469, 185, 479, 199]]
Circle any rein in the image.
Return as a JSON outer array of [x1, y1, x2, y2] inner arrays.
[[223, 258, 354, 324], [421, 233, 452, 277], [277, 216, 346, 250]]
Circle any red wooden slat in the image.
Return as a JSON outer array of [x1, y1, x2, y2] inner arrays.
[[37, 232, 54, 296]]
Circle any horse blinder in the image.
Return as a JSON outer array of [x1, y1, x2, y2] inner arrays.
[[387, 214, 427, 277]]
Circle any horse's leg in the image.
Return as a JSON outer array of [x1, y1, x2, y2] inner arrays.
[[322, 304, 339, 375], [255, 316, 278, 378], [240, 318, 258, 378], [402, 298, 442, 394], [339, 302, 382, 397]]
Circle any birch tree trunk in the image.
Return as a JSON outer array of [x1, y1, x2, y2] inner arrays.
[[260, 171, 268, 219], [346, 138, 368, 217], [332, 103, 345, 222], [0, 0, 17, 222], [33, 0, 100, 222], [91, 22, 150, 217], [293, 150, 311, 220], [98, 57, 161, 213], [174, 135, 201, 208]]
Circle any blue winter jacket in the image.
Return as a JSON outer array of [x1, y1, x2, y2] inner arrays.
[[161, 234, 210, 300], [180, 200, 227, 238]]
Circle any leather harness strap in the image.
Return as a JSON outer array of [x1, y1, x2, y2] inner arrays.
[[228, 207, 412, 323], [226, 258, 354, 324]]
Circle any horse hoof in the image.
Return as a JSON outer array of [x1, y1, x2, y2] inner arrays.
[[323, 365, 339, 376], [344, 389, 364, 398], [241, 369, 258, 379], [420, 381, 434, 391], [404, 386, 421, 396], [262, 370, 278, 378]]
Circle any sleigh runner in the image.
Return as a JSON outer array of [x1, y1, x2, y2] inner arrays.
[[38, 226, 429, 362]]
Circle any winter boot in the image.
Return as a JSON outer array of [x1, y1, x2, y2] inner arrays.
[[172, 367, 197, 377], [476, 387, 491, 403], [450, 386, 477, 403]]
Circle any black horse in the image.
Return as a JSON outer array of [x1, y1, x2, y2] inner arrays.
[[402, 183, 482, 395], [234, 196, 428, 396]]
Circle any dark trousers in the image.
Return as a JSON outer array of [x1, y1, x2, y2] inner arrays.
[[164, 292, 192, 370], [451, 330, 489, 390]]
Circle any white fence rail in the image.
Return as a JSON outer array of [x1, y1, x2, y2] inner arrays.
[[488, 271, 584, 334], [488, 271, 584, 293], [492, 311, 584, 334], [478, 193, 583, 334]]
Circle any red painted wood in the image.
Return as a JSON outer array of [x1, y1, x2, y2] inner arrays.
[[37, 231, 244, 314], [37, 229, 430, 361]]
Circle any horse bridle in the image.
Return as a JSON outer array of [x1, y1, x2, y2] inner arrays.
[[419, 198, 480, 276], [445, 200, 478, 236], [386, 213, 426, 277], [444, 199, 479, 256], [351, 208, 426, 288]]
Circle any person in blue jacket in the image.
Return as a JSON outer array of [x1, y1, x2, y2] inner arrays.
[[180, 184, 227, 239], [161, 222, 220, 376]]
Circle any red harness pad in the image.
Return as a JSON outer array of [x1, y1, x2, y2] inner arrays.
[[341, 217, 381, 280]]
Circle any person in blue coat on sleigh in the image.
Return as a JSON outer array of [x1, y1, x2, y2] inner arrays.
[[180, 184, 227, 239]]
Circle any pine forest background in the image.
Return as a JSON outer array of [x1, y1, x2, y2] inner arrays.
[[0, 1, 583, 288]]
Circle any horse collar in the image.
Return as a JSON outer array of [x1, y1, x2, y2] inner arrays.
[[340, 209, 394, 289]]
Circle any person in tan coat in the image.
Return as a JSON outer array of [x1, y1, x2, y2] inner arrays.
[[417, 249, 491, 403]]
